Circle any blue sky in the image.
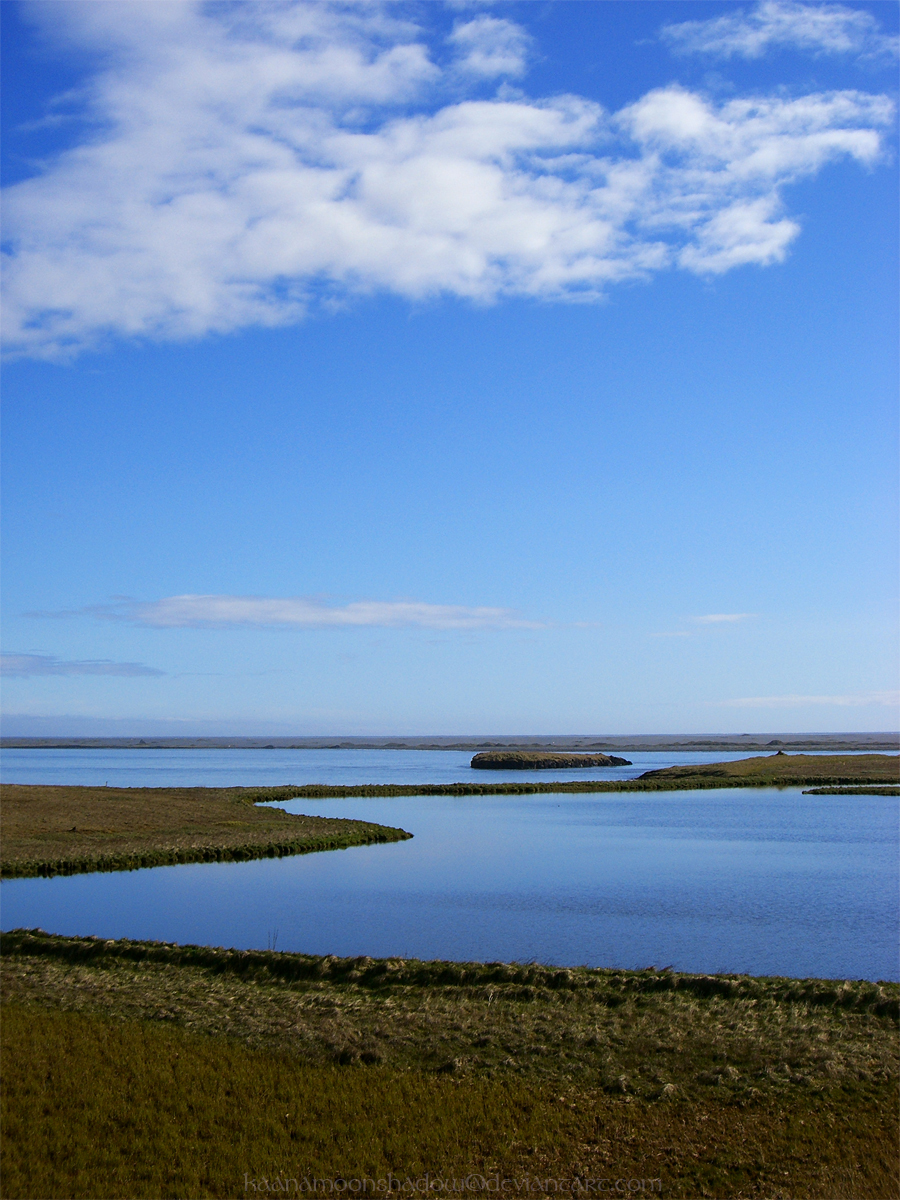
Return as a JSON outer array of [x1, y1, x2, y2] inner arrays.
[[2, 0, 897, 736]]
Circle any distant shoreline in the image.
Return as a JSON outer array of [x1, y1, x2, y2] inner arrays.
[[3, 733, 898, 752]]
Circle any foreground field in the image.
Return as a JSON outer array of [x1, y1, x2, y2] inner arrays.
[[0, 784, 411, 878], [2, 931, 898, 1198]]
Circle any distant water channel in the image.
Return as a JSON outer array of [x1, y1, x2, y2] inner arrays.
[[2, 749, 898, 982]]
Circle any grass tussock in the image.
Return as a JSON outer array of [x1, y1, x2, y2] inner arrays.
[[0, 785, 411, 879], [2, 1004, 898, 1200]]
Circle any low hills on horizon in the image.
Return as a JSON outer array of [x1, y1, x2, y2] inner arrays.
[[2, 732, 897, 752]]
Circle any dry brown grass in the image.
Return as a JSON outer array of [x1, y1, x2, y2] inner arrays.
[[3, 933, 896, 1104], [640, 754, 899, 785]]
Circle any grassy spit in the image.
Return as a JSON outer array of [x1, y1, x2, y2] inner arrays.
[[1, 931, 898, 1199], [0, 784, 411, 879], [803, 786, 899, 796], [245, 754, 897, 798]]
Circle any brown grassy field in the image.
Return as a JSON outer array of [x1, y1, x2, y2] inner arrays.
[[2, 933, 898, 1199], [0, 784, 411, 878], [638, 753, 899, 786]]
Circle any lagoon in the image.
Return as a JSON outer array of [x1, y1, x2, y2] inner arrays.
[[1, 749, 897, 982]]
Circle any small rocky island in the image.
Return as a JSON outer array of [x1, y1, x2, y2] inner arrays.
[[471, 751, 632, 770]]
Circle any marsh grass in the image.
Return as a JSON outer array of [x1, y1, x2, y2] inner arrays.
[[803, 786, 900, 796], [2, 1004, 897, 1200], [3, 934, 898, 1198], [0, 785, 411, 879], [3, 932, 896, 1098], [637, 755, 899, 786]]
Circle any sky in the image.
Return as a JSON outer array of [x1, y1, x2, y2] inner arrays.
[[1, 0, 897, 737]]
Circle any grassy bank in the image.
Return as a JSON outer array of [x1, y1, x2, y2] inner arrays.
[[250, 752, 898, 799], [0, 785, 411, 879], [636, 754, 898, 786], [803, 785, 900, 795], [2, 932, 898, 1198]]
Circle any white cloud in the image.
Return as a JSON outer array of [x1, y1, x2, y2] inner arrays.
[[661, 1, 899, 61], [85, 594, 541, 631], [718, 690, 900, 708], [1, 2, 893, 359], [449, 16, 531, 78], [693, 613, 757, 624], [0, 652, 165, 677]]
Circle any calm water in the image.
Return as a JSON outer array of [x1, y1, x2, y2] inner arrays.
[[0, 746, 778, 788], [2, 749, 897, 981]]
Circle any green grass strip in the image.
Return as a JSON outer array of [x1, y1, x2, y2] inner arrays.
[[802, 786, 900, 795], [245, 775, 895, 802], [0, 825, 410, 880], [3, 929, 896, 1017]]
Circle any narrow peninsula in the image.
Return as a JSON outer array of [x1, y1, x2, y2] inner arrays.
[[0, 784, 411, 879]]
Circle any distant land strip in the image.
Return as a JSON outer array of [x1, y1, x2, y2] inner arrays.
[[3, 734, 898, 751]]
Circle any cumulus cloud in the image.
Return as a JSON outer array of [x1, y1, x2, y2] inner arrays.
[[661, 0, 899, 61], [82, 594, 541, 631], [1, 1, 893, 359], [718, 690, 900, 708], [1, 652, 165, 677]]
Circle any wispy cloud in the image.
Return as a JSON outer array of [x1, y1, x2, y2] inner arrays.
[[0, 652, 165, 678], [693, 613, 757, 624], [661, 1, 899, 61], [717, 690, 900, 708], [448, 16, 531, 78], [650, 613, 756, 636], [1, 2, 892, 359], [77, 594, 543, 631]]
